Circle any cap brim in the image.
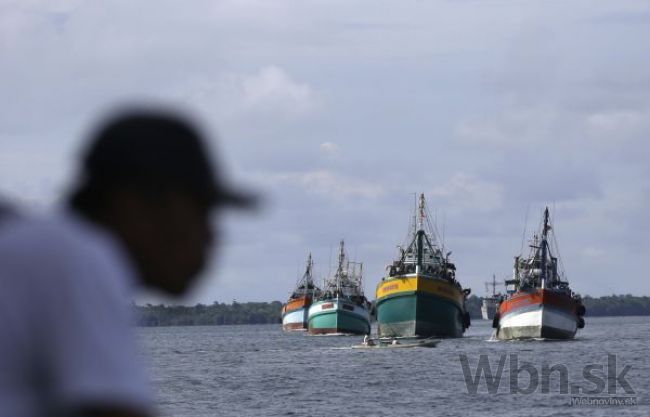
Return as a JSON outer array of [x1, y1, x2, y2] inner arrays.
[[211, 186, 259, 209]]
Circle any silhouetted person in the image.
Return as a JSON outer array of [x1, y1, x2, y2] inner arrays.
[[0, 110, 255, 417]]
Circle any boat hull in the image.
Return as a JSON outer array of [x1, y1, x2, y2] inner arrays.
[[308, 299, 370, 335], [282, 307, 308, 331], [376, 276, 467, 338], [496, 289, 581, 340], [281, 296, 312, 332]]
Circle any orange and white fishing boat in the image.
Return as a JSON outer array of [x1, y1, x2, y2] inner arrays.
[[281, 253, 322, 332], [494, 208, 585, 340]]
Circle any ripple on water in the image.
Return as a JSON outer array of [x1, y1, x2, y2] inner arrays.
[[138, 317, 649, 417]]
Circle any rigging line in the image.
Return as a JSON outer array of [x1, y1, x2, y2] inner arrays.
[[295, 258, 301, 287], [441, 211, 446, 252], [553, 234, 566, 280], [432, 209, 443, 244], [550, 202, 567, 278], [434, 207, 438, 239], [424, 203, 438, 243], [550, 209, 567, 280], [327, 243, 333, 287], [426, 206, 436, 236], [411, 192, 417, 239], [529, 208, 545, 258], [519, 204, 530, 255], [403, 192, 416, 247], [427, 207, 445, 257]]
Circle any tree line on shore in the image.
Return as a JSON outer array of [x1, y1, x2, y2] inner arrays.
[[466, 294, 650, 318], [135, 301, 284, 326], [135, 294, 650, 326]]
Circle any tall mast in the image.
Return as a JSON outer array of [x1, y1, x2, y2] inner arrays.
[[359, 262, 363, 287], [491, 274, 497, 296], [485, 274, 497, 296], [540, 207, 550, 288], [417, 193, 425, 231], [305, 253, 313, 286], [336, 240, 345, 295], [415, 194, 426, 275]]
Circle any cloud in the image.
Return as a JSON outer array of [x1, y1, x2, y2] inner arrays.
[[241, 66, 314, 113], [580, 246, 607, 261], [2, 1, 650, 301], [171, 66, 316, 124], [258, 170, 384, 201], [319, 142, 339, 155], [585, 109, 650, 138], [429, 173, 504, 212], [454, 106, 563, 147]]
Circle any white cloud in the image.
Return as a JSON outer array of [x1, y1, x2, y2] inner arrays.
[[430, 173, 504, 212], [259, 170, 384, 200], [581, 246, 607, 260], [2, 1, 650, 300], [586, 109, 650, 136], [319, 142, 339, 155], [454, 107, 561, 147], [241, 66, 314, 113], [170, 66, 316, 122]]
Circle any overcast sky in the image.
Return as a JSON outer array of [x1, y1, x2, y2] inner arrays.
[[2, 0, 649, 303]]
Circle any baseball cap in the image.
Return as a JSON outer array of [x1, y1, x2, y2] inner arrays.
[[80, 109, 256, 208]]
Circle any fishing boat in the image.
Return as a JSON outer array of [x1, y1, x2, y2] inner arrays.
[[308, 240, 371, 335], [481, 275, 502, 320], [281, 253, 322, 332], [375, 194, 471, 338], [494, 207, 586, 340]]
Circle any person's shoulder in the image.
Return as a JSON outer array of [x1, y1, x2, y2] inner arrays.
[[0, 210, 138, 308], [0, 211, 92, 258], [0, 211, 131, 283]]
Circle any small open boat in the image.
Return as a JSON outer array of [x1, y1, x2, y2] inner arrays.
[[351, 337, 440, 349]]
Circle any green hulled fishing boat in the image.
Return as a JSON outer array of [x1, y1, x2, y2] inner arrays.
[[375, 194, 471, 338], [308, 240, 371, 335]]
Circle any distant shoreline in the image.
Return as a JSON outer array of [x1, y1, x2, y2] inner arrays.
[[465, 294, 650, 319], [134, 295, 650, 326]]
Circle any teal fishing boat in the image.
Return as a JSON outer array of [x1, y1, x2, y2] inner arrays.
[[308, 240, 371, 335]]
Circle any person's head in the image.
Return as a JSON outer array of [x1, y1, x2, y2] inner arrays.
[[68, 109, 255, 295]]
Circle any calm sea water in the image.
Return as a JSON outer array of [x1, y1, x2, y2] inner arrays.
[[137, 317, 649, 417]]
